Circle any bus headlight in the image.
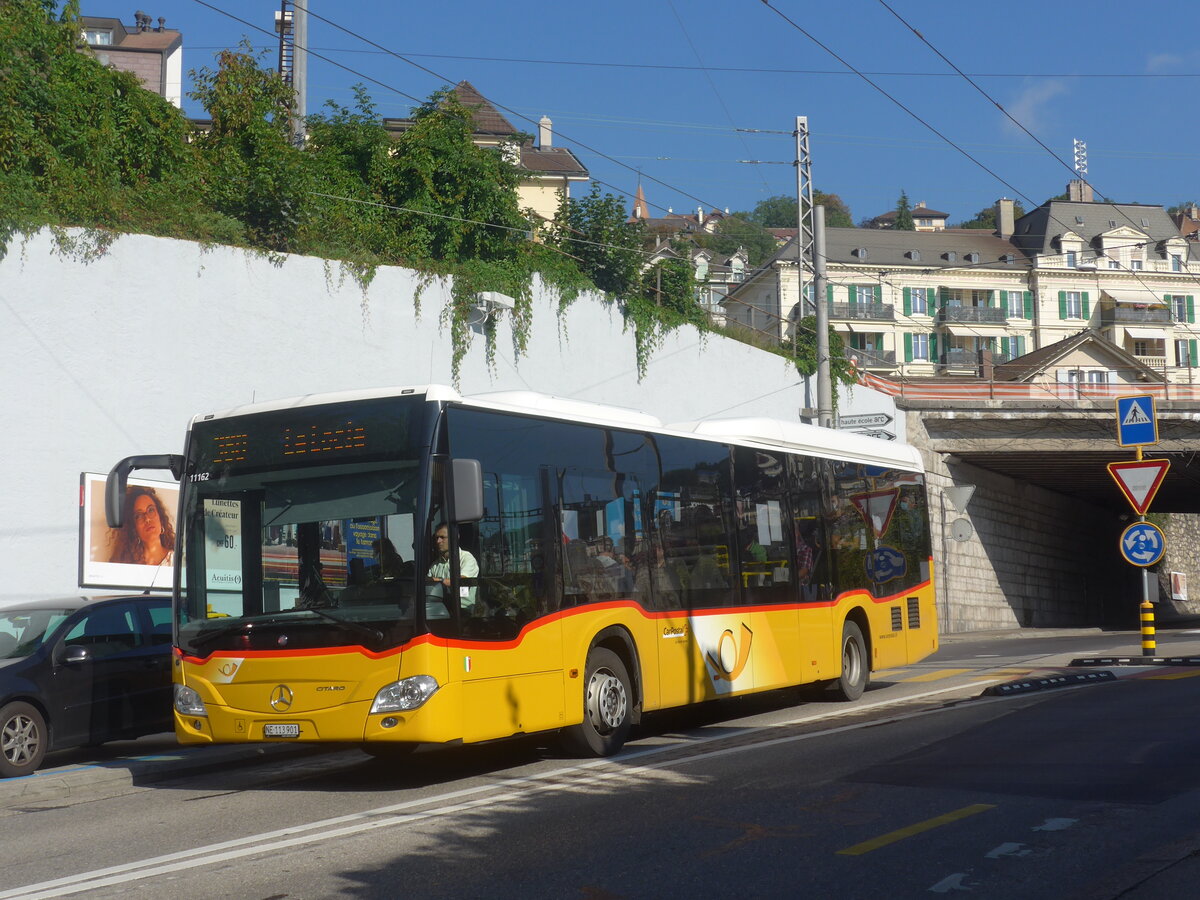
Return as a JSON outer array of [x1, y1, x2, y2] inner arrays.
[[174, 684, 208, 717], [371, 675, 439, 713]]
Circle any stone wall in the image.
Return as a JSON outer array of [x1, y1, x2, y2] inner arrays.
[[912, 416, 1137, 632], [1156, 514, 1200, 618]]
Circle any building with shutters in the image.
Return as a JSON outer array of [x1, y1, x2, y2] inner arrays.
[[723, 183, 1200, 386]]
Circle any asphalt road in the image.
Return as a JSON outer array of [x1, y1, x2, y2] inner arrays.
[[5, 626, 1200, 899]]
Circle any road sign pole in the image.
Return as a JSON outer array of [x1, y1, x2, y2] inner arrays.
[[1140, 568, 1156, 657]]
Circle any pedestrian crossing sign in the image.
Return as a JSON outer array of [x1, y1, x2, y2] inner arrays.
[[1115, 394, 1158, 447]]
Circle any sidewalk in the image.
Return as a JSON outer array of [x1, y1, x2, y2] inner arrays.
[[0, 738, 331, 812]]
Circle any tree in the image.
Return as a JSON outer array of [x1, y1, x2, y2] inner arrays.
[[894, 191, 915, 231], [955, 200, 1027, 230], [736, 192, 854, 230], [0, 0, 220, 246], [814, 190, 854, 228], [548, 183, 643, 296], [1168, 202, 1200, 217], [189, 44, 310, 251], [693, 215, 776, 266], [779, 316, 856, 385], [379, 90, 527, 265]]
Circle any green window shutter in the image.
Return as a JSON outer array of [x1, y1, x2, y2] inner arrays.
[[903, 287, 911, 316], [904, 332, 913, 362], [1023, 291, 1033, 319], [930, 333, 938, 361], [986, 289, 995, 307], [1058, 290, 1067, 319], [1016, 336, 1025, 356], [827, 284, 834, 304], [874, 284, 882, 304], [1188, 296, 1195, 323], [1000, 337, 1010, 357], [1191, 340, 1198, 365], [1165, 295, 1172, 305], [1082, 291, 1090, 319]]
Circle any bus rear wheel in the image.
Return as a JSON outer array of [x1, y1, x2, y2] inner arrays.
[[561, 648, 632, 757], [828, 620, 868, 702]]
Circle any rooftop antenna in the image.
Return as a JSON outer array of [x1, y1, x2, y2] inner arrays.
[[1073, 138, 1088, 176]]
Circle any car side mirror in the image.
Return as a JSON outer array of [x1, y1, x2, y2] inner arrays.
[[60, 645, 91, 666]]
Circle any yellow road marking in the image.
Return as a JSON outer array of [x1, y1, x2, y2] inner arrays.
[[900, 668, 971, 682], [836, 804, 996, 856], [1143, 669, 1200, 680]]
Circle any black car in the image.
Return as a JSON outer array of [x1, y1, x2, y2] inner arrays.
[[0, 594, 174, 777]]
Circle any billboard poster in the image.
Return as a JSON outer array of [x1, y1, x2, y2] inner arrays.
[[79, 472, 178, 591]]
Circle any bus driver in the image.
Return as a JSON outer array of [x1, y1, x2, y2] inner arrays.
[[428, 524, 479, 614]]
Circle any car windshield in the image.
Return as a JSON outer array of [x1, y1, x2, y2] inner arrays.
[[0, 608, 73, 660]]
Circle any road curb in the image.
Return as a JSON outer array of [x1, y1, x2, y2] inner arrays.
[[0, 742, 329, 812], [1069, 656, 1200, 667], [981, 670, 1117, 697]]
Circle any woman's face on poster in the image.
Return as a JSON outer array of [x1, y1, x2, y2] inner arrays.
[[133, 494, 161, 545]]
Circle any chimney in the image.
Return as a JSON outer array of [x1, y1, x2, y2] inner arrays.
[[978, 347, 994, 381], [995, 198, 1015, 239], [1067, 179, 1094, 203], [538, 115, 552, 149]]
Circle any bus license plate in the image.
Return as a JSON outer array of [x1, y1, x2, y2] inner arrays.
[[264, 723, 300, 738]]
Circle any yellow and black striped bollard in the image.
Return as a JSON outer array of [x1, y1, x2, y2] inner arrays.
[[1140, 600, 1156, 657]]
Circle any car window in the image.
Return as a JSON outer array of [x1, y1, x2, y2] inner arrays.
[[146, 602, 173, 645], [63, 603, 143, 658], [0, 608, 73, 659]]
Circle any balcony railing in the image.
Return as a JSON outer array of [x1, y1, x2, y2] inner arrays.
[[940, 348, 977, 369], [1102, 307, 1173, 325], [938, 305, 1008, 324], [847, 349, 896, 370], [828, 302, 895, 322]]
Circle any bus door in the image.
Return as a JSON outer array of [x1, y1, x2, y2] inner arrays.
[[427, 464, 564, 744]]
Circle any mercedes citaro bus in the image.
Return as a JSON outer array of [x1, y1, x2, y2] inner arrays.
[[106, 385, 937, 758]]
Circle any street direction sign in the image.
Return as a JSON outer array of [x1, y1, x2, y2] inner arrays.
[[1119, 521, 1166, 567], [1107, 459, 1171, 515], [839, 412, 893, 429], [1115, 395, 1158, 447]]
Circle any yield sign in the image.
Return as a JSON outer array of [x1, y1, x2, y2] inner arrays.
[[851, 489, 900, 539], [1107, 459, 1170, 515]]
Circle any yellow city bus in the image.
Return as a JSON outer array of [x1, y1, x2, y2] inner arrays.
[[106, 385, 937, 757]]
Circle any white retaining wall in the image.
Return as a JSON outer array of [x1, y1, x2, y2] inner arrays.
[[0, 229, 896, 604]]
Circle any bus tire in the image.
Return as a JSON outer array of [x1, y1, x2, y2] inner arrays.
[[0, 701, 47, 778], [561, 648, 632, 757], [829, 620, 868, 702]]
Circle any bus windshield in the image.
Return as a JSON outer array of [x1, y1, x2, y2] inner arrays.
[[176, 396, 429, 656]]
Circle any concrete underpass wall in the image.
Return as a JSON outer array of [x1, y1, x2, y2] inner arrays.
[[912, 420, 1136, 632], [1158, 515, 1200, 618]]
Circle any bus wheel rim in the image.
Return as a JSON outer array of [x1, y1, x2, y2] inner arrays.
[[843, 637, 861, 685], [587, 668, 627, 734]]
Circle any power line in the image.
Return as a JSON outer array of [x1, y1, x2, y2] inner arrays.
[[184, 45, 1200, 80]]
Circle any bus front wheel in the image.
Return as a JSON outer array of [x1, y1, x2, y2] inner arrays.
[[561, 648, 632, 757], [829, 620, 868, 702]]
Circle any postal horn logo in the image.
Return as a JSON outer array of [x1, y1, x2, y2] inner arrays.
[[270, 684, 294, 711], [706, 622, 753, 681]]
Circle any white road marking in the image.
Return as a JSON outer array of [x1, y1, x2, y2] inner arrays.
[[929, 872, 978, 892], [1032, 818, 1077, 832], [986, 842, 1032, 859], [0, 679, 1005, 899]]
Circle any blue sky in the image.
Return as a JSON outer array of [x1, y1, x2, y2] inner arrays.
[[89, 0, 1200, 225]]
